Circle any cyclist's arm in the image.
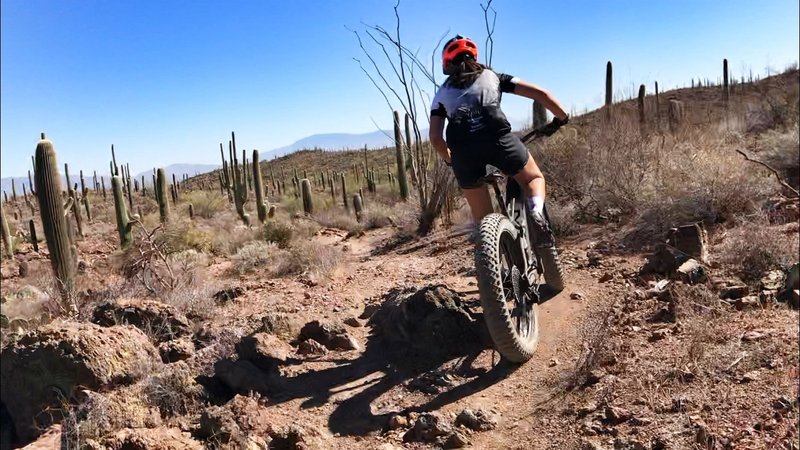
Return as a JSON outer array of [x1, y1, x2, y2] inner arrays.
[[429, 115, 451, 163], [510, 80, 569, 121]]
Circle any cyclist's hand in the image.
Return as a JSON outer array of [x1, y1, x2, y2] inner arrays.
[[541, 115, 569, 136]]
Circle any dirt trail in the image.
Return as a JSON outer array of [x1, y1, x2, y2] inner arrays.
[[205, 224, 632, 449]]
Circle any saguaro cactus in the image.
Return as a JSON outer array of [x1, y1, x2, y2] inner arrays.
[[29, 219, 39, 252], [111, 175, 135, 248], [353, 193, 364, 222], [533, 100, 547, 129], [341, 173, 349, 212], [230, 134, 250, 225], [723, 58, 730, 103], [300, 178, 314, 215], [0, 201, 11, 256], [655, 81, 661, 125], [188, 203, 194, 219], [83, 188, 92, 221], [393, 111, 409, 201], [605, 61, 613, 111], [637, 84, 646, 125], [668, 100, 684, 133], [252, 149, 269, 223], [34, 134, 76, 297], [156, 167, 170, 223]]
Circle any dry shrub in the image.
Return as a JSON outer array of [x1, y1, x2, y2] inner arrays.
[[184, 190, 227, 219], [157, 220, 214, 254], [275, 240, 342, 280], [231, 241, 286, 275], [142, 362, 202, 417], [716, 221, 799, 283], [754, 127, 800, 188], [313, 208, 362, 233], [535, 116, 780, 244], [262, 220, 293, 248]]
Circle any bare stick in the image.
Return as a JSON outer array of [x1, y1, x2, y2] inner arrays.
[[735, 148, 799, 196]]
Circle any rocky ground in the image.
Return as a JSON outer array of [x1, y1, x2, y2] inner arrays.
[[1, 212, 798, 450]]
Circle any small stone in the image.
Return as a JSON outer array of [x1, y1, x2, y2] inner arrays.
[[344, 317, 363, 328], [742, 330, 768, 342], [629, 417, 653, 426], [599, 273, 614, 283], [734, 296, 761, 311], [388, 414, 408, 430], [455, 409, 497, 431], [649, 328, 669, 342], [549, 358, 560, 367], [577, 401, 599, 417], [604, 406, 633, 425], [586, 369, 605, 385], [359, 303, 380, 319], [741, 371, 760, 383], [760, 270, 786, 291], [719, 284, 749, 300], [677, 259, 706, 284], [303, 291, 312, 299], [571, 292, 585, 300], [297, 339, 328, 356], [443, 431, 470, 449]]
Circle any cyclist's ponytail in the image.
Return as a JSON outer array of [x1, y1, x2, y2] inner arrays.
[[445, 54, 487, 89]]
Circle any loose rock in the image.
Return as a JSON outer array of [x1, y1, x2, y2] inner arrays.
[[455, 408, 497, 431], [299, 320, 360, 351], [297, 339, 329, 356], [159, 338, 195, 363], [677, 259, 706, 284], [443, 431, 470, 449], [92, 298, 192, 342], [403, 412, 452, 443], [236, 333, 292, 372]]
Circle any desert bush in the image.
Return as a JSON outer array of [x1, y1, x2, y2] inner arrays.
[[716, 221, 799, 284], [167, 249, 210, 272], [262, 219, 294, 248], [154, 220, 214, 254], [142, 362, 202, 417], [275, 240, 342, 280], [231, 241, 286, 275], [755, 127, 800, 188], [184, 190, 227, 219], [547, 201, 579, 237], [313, 208, 362, 233], [534, 116, 780, 245]]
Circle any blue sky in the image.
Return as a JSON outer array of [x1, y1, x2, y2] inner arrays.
[[2, 0, 798, 178]]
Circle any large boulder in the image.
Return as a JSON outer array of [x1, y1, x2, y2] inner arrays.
[[0, 322, 161, 443], [92, 298, 192, 342], [369, 285, 483, 360], [666, 223, 708, 263]]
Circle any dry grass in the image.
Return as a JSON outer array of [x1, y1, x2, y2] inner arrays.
[[184, 190, 227, 219], [231, 241, 286, 275], [716, 221, 799, 284], [141, 362, 202, 418]]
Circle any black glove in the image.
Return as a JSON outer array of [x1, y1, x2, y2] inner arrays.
[[541, 115, 569, 136]]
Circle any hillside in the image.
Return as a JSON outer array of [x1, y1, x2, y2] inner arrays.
[[0, 68, 798, 450]]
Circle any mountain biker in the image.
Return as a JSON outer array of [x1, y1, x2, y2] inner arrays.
[[429, 35, 569, 248]]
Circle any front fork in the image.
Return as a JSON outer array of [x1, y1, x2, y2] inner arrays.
[[490, 182, 541, 301]]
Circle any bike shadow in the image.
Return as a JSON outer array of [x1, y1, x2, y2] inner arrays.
[[265, 311, 518, 437]]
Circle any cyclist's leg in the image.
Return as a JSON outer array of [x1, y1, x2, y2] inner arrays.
[[462, 186, 493, 223], [491, 133, 554, 247]]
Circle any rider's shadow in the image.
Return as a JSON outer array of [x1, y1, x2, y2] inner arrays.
[[264, 292, 519, 437]]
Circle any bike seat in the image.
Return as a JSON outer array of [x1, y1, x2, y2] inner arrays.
[[480, 165, 505, 184]]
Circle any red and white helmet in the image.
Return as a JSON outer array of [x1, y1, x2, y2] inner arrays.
[[442, 35, 478, 71]]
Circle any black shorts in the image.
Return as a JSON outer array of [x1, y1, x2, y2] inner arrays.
[[450, 132, 530, 189]]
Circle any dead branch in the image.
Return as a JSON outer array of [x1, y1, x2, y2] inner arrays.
[[481, 0, 497, 67], [735, 148, 799, 197]]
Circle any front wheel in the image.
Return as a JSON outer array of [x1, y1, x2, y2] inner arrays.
[[475, 213, 539, 363]]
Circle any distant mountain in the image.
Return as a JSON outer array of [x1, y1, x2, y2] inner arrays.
[[131, 164, 219, 187], [261, 130, 397, 160]]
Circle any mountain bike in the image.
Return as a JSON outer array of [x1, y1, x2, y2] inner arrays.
[[474, 124, 566, 363]]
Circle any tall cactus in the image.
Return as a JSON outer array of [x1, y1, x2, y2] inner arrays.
[[353, 193, 364, 222], [230, 133, 250, 225], [723, 58, 730, 103], [393, 111, 409, 201], [300, 178, 313, 215], [341, 173, 349, 211], [34, 134, 76, 298], [533, 100, 547, 129], [83, 188, 92, 221], [637, 84, 646, 125], [11, 179, 17, 203], [111, 175, 135, 248], [156, 167, 170, 223], [28, 170, 36, 197], [0, 201, 11, 257], [29, 219, 39, 252], [605, 61, 613, 120], [252, 149, 269, 223]]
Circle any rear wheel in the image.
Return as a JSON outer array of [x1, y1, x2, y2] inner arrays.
[[475, 213, 539, 362]]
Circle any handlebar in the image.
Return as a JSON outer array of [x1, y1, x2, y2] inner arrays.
[[520, 115, 569, 144]]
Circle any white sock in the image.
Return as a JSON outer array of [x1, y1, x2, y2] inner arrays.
[[527, 196, 545, 214]]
